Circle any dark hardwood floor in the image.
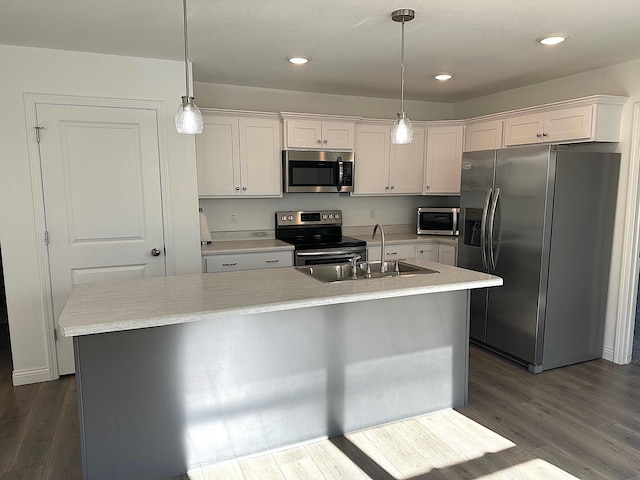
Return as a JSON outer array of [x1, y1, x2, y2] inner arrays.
[[1, 325, 639, 479]]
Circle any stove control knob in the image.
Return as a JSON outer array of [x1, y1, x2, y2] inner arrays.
[[335, 214, 340, 219], [281, 215, 287, 221], [322, 214, 327, 219], [288, 215, 293, 221], [328, 214, 333, 219]]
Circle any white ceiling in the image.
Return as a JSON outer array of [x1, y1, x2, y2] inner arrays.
[[3, 0, 640, 102]]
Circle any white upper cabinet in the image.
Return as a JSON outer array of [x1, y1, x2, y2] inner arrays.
[[197, 111, 281, 198], [281, 113, 359, 150], [504, 106, 594, 146], [353, 123, 424, 195], [464, 120, 503, 152], [424, 125, 464, 195], [466, 95, 627, 150]]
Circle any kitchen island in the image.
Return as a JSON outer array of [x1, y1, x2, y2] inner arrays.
[[59, 259, 501, 479]]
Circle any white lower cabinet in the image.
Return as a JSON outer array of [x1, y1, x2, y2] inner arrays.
[[203, 250, 293, 273], [438, 244, 457, 266], [416, 244, 438, 262], [367, 243, 417, 262]]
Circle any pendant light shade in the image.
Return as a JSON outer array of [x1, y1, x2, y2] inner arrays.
[[175, 0, 203, 134], [390, 9, 415, 145]]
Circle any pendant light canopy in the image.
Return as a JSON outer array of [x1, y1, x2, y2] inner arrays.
[[390, 9, 415, 145], [175, 0, 203, 134]]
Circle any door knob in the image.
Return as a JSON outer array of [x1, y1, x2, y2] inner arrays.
[[151, 248, 162, 256]]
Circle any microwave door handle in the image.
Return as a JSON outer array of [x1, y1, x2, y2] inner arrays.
[[337, 160, 344, 192], [480, 188, 492, 270]]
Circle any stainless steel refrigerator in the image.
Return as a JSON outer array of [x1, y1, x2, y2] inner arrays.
[[458, 145, 619, 372]]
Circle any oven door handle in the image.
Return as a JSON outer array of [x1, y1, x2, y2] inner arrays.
[[336, 159, 344, 192], [296, 250, 362, 257]]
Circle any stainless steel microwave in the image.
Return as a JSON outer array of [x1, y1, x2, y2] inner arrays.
[[417, 207, 460, 235], [283, 150, 354, 193]]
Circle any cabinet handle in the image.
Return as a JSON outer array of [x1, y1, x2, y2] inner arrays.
[[316, 139, 321, 144], [419, 249, 424, 254], [235, 187, 240, 191], [242, 186, 247, 191], [387, 252, 398, 256], [536, 133, 543, 138], [222, 262, 237, 267], [542, 132, 549, 137], [323, 139, 328, 144], [426, 185, 430, 190], [390, 186, 395, 190], [265, 259, 279, 263], [385, 186, 389, 190]]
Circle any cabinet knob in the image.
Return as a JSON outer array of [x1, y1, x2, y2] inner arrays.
[[235, 187, 240, 191], [419, 249, 424, 253], [323, 139, 328, 144], [390, 186, 395, 190], [426, 185, 430, 190], [385, 186, 389, 190], [242, 186, 247, 191], [316, 139, 321, 144], [542, 132, 549, 137], [536, 133, 543, 138]]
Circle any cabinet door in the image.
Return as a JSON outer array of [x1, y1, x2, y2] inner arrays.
[[204, 250, 293, 273], [545, 105, 592, 143], [354, 125, 390, 195], [416, 244, 438, 262], [239, 117, 282, 197], [424, 126, 464, 194], [504, 113, 544, 146], [438, 244, 457, 266], [389, 128, 425, 194], [285, 119, 322, 148], [196, 115, 240, 196], [322, 121, 355, 150], [464, 120, 503, 152]]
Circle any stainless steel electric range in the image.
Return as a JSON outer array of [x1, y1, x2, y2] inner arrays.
[[275, 210, 367, 266]]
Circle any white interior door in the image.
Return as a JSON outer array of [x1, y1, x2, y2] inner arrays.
[[36, 103, 166, 375]]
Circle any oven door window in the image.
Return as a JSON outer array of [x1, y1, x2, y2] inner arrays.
[[420, 213, 453, 231], [288, 161, 337, 187]]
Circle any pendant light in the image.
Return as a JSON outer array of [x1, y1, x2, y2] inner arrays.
[[175, 0, 203, 134], [390, 9, 415, 145]]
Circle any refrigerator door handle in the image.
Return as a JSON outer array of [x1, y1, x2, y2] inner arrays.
[[480, 188, 492, 270], [488, 187, 501, 270]]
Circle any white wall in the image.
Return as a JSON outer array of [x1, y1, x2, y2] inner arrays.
[[453, 58, 640, 361], [195, 82, 455, 120], [0, 45, 201, 384]]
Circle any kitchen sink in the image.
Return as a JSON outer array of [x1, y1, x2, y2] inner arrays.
[[295, 261, 439, 283]]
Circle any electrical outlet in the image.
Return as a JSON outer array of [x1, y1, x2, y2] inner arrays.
[[369, 209, 376, 219], [230, 212, 238, 224]]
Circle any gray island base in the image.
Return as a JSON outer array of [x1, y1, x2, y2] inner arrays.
[[60, 260, 502, 479]]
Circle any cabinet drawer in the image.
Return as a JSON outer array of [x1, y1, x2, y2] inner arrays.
[[204, 250, 293, 273], [368, 243, 416, 262]]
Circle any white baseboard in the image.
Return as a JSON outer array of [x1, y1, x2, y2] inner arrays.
[[12, 366, 53, 386], [601, 345, 631, 364]]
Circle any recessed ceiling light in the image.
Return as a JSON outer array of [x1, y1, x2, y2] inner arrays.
[[537, 34, 568, 46], [434, 73, 453, 81], [287, 55, 311, 65]]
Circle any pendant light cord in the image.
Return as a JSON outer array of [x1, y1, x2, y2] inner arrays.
[[400, 17, 405, 114], [182, 0, 190, 98]]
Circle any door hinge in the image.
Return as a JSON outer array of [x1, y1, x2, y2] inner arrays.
[[44, 230, 49, 245], [34, 126, 44, 143]]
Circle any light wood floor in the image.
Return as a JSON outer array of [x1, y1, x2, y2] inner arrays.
[[1, 325, 639, 479]]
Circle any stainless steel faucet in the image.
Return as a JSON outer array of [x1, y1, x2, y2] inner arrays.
[[372, 224, 386, 273], [350, 255, 361, 280]]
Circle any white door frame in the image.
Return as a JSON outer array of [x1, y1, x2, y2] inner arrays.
[[614, 101, 640, 364], [23, 93, 174, 380]]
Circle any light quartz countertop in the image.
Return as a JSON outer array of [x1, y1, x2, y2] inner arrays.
[[201, 239, 294, 255], [58, 259, 501, 337]]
